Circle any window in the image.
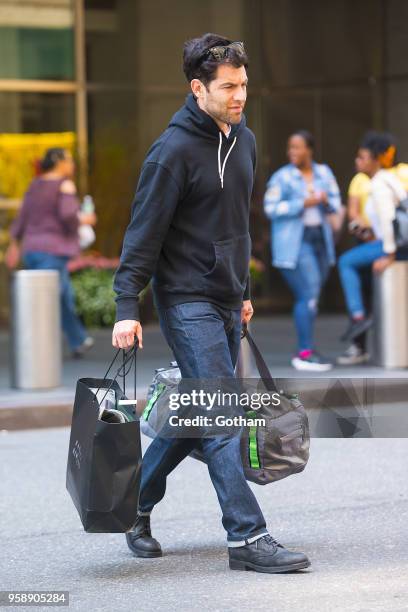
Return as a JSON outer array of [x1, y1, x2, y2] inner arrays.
[[0, 0, 75, 81]]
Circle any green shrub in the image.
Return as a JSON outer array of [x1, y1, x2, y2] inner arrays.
[[71, 268, 116, 328]]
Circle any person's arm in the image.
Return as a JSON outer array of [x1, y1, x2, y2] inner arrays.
[[347, 194, 373, 241], [6, 194, 31, 269], [372, 180, 397, 255], [243, 277, 250, 301], [4, 238, 20, 269], [264, 172, 306, 220], [243, 138, 256, 304], [347, 195, 361, 222], [113, 162, 182, 323], [58, 179, 80, 233], [9, 193, 29, 242], [322, 165, 341, 213]]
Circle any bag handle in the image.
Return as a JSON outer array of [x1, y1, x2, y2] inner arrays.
[[95, 342, 138, 407], [241, 324, 278, 393]]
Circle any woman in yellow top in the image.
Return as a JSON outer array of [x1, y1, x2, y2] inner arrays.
[[348, 172, 371, 228], [338, 131, 407, 348], [339, 135, 408, 365]]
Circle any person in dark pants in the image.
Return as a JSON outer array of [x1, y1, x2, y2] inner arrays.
[[6, 148, 95, 357], [112, 33, 310, 574]]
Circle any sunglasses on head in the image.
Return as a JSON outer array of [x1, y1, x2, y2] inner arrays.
[[199, 41, 246, 64]]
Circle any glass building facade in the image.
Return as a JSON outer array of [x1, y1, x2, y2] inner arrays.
[[1, 0, 408, 319]]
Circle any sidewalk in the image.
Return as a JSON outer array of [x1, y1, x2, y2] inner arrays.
[[1, 315, 407, 430]]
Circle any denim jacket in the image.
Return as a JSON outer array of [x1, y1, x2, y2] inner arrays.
[[264, 162, 341, 269]]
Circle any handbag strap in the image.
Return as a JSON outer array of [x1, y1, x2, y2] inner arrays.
[[95, 342, 138, 406], [241, 325, 278, 393]]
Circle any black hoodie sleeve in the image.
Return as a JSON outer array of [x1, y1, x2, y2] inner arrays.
[[243, 135, 256, 302], [114, 162, 181, 321], [243, 276, 250, 301]]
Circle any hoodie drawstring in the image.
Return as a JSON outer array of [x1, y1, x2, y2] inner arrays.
[[218, 132, 237, 189]]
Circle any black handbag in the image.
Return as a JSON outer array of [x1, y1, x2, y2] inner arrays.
[[66, 347, 142, 532]]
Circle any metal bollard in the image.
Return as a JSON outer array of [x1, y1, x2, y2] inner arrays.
[[373, 262, 408, 368], [10, 270, 62, 389]]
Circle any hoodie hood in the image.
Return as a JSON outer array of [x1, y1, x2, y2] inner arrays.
[[169, 94, 246, 189], [169, 93, 246, 141]]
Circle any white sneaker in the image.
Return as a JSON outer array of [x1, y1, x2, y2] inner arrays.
[[336, 344, 370, 365], [291, 351, 333, 372]]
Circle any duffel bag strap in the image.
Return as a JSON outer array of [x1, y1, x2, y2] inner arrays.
[[241, 324, 278, 393]]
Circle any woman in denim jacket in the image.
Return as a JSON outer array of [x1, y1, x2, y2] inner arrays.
[[264, 130, 341, 371]]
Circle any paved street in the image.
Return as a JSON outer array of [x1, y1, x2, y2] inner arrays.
[[1, 428, 407, 612]]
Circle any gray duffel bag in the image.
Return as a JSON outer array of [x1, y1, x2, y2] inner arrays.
[[141, 328, 309, 485]]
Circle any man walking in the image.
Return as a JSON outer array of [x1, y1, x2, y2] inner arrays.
[[112, 33, 310, 573]]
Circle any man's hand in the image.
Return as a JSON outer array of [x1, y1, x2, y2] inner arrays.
[[373, 254, 395, 275], [241, 300, 254, 325], [112, 320, 143, 349]]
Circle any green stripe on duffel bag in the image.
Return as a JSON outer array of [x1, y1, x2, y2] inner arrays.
[[142, 382, 165, 421], [247, 410, 260, 469]]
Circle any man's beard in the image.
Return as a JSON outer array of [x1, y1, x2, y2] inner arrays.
[[209, 101, 243, 125]]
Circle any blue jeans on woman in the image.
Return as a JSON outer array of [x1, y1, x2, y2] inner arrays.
[[138, 300, 268, 545], [279, 226, 330, 352], [23, 251, 86, 351], [338, 240, 408, 317]]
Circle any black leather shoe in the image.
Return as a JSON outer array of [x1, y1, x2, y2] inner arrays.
[[228, 534, 310, 573], [126, 515, 162, 558]]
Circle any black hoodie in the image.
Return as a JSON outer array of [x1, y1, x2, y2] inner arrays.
[[114, 94, 256, 321]]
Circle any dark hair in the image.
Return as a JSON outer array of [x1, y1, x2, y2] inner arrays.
[[40, 148, 67, 172], [290, 130, 315, 150], [183, 32, 248, 87], [360, 130, 396, 159]]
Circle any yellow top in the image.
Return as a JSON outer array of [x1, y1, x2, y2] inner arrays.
[[348, 172, 371, 225]]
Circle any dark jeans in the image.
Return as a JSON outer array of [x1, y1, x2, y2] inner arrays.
[[23, 251, 86, 351], [138, 301, 268, 544], [279, 226, 330, 352]]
